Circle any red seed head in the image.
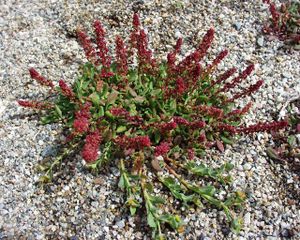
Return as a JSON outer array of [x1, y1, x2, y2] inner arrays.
[[133, 13, 140, 31]]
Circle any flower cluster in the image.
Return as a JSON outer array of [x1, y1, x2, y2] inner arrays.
[[154, 142, 170, 156], [73, 103, 91, 133], [18, 100, 51, 109], [237, 121, 288, 134], [81, 130, 102, 162], [59, 80, 75, 99], [115, 135, 151, 149], [29, 68, 54, 88]]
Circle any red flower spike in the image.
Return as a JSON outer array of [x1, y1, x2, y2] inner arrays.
[[115, 135, 151, 150], [195, 105, 224, 119], [175, 77, 186, 95], [227, 102, 253, 117], [73, 102, 91, 133], [110, 107, 129, 117], [227, 80, 264, 103], [218, 123, 237, 134], [18, 100, 51, 109], [28, 68, 54, 88], [173, 116, 189, 126], [115, 36, 128, 76], [174, 38, 183, 53], [197, 28, 215, 61], [94, 20, 111, 68], [190, 121, 206, 129], [269, 3, 280, 28], [81, 130, 102, 163], [198, 133, 207, 143], [137, 29, 153, 69], [210, 68, 237, 89], [206, 49, 228, 74], [218, 64, 255, 93], [177, 28, 214, 75], [154, 142, 170, 156], [187, 148, 195, 160], [77, 30, 97, 63], [59, 80, 75, 99], [133, 13, 140, 31], [160, 121, 177, 133], [237, 121, 288, 134]]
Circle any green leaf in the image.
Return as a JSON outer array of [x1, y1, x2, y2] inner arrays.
[[130, 206, 137, 215], [231, 218, 242, 233], [98, 106, 104, 117], [106, 91, 119, 105], [159, 214, 183, 230], [54, 105, 63, 118], [220, 135, 234, 145], [154, 131, 161, 144], [90, 92, 100, 106], [224, 163, 234, 171], [118, 175, 125, 189], [116, 125, 127, 133], [149, 195, 165, 205], [147, 212, 157, 228], [287, 135, 296, 147]]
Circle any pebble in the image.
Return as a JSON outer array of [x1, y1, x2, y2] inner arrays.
[[233, 22, 242, 30], [257, 36, 264, 47]]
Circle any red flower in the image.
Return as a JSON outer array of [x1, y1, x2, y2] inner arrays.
[[237, 121, 288, 134], [209, 68, 237, 90], [159, 121, 177, 133], [133, 13, 140, 31], [154, 142, 170, 156], [73, 102, 91, 133], [94, 20, 111, 67], [81, 130, 102, 163], [218, 123, 237, 134], [29, 68, 54, 88], [218, 64, 255, 93], [18, 100, 51, 109], [114, 135, 151, 149], [110, 107, 129, 117], [206, 49, 228, 73], [195, 105, 224, 119], [173, 116, 189, 126], [187, 148, 195, 160], [190, 120, 206, 129], [198, 133, 207, 143], [226, 80, 263, 103], [77, 30, 97, 63], [115, 36, 128, 76], [59, 80, 75, 99], [175, 77, 186, 95], [227, 102, 253, 117]]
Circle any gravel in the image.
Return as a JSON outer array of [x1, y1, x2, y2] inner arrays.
[[1, 0, 300, 239]]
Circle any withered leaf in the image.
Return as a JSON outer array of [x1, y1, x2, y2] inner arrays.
[[151, 157, 163, 172], [216, 140, 224, 152]]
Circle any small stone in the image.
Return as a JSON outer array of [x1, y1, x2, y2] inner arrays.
[[175, 30, 182, 38], [233, 22, 242, 30], [244, 213, 251, 225], [243, 163, 252, 171], [116, 219, 125, 228], [257, 37, 264, 47]]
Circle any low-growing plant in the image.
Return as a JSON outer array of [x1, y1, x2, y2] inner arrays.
[[267, 98, 300, 173], [18, 13, 288, 239], [262, 0, 300, 48]]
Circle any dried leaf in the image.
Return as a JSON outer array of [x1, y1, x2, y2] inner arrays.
[[216, 140, 225, 152], [151, 157, 163, 172]]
